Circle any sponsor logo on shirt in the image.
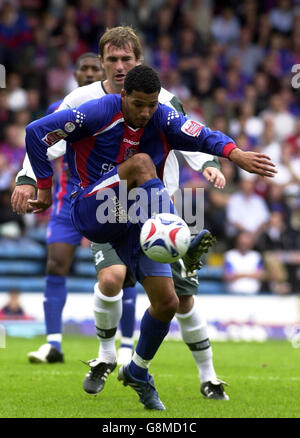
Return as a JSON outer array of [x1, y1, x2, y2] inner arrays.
[[123, 138, 140, 146], [42, 129, 68, 146], [181, 120, 203, 137]]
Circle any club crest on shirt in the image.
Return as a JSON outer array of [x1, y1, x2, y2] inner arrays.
[[181, 120, 203, 137], [64, 121, 76, 133], [42, 129, 68, 146], [124, 147, 138, 160]]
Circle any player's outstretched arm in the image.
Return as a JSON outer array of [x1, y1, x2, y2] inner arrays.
[[228, 149, 277, 178]]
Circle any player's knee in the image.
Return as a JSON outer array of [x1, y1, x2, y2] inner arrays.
[[177, 295, 194, 314], [130, 153, 156, 175], [155, 294, 179, 321], [97, 272, 124, 296], [46, 258, 69, 277]]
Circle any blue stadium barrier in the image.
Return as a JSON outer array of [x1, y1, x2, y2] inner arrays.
[[0, 238, 46, 259], [0, 261, 45, 275]]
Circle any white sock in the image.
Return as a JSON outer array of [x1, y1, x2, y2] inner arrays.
[[176, 298, 217, 383], [93, 283, 123, 364], [120, 337, 134, 349]]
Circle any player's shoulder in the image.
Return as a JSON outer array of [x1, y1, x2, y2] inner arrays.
[[62, 81, 105, 108], [159, 87, 185, 114], [46, 99, 63, 115], [158, 87, 175, 105]]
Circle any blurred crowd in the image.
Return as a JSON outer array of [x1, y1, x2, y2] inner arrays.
[[0, 0, 299, 294]]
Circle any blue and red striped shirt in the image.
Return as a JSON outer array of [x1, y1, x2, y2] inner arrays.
[[25, 94, 236, 191]]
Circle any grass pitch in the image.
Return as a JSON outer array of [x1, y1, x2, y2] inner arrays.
[[0, 336, 299, 418]]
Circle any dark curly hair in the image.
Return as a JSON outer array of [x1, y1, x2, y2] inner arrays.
[[124, 65, 161, 95]]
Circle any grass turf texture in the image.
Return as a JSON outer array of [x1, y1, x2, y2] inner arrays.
[[0, 336, 299, 418]]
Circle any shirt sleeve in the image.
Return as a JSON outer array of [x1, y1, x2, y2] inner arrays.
[[25, 100, 101, 189], [160, 107, 237, 158]]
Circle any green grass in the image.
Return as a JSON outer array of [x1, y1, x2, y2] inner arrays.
[[0, 336, 299, 418]]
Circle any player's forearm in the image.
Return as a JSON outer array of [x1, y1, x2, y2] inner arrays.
[[25, 125, 54, 189]]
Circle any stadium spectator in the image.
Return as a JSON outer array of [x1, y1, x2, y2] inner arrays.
[[226, 175, 270, 240], [0, 153, 13, 190], [211, 5, 240, 46], [229, 102, 264, 146], [207, 158, 238, 241], [0, 124, 25, 172], [181, 0, 212, 42], [176, 26, 204, 88], [6, 72, 27, 112], [257, 209, 297, 295], [224, 26, 264, 79], [46, 51, 75, 99], [0, 289, 25, 319], [269, 0, 294, 35], [0, 89, 13, 140], [0, 186, 25, 238], [223, 231, 265, 295], [0, 1, 32, 72], [152, 34, 178, 81]]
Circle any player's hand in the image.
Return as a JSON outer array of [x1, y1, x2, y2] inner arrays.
[[229, 149, 277, 177], [11, 184, 36, 215], [27, 188, 52, 214], [203, 167, 226, 189]]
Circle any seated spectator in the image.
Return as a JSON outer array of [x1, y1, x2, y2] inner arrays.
[[152, 34, 178, 81], [0, 186, 25, 238], [164, 69, 191, 102], [229, 102, 264, 146], [261, 93, 296, 142], [0, 289, 25, 319], [269, 0, 294, 35], [211, 5, 240, 46], [6, 72, 28, 112], [226, 175, 270, 240], [0, 124, 25, 173], [0, 154, 13, 190], [0, 1, 32, 71], [207, 158, 238, 241], [257, 209, 296, 294], [47, 51, 74, 100], [224, 231, 265, 294]]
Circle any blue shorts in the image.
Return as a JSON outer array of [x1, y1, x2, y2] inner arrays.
[[46, 181, 82, 246], [70, 167, 172, 282]]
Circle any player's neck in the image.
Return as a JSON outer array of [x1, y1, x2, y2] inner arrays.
[[103, 80, 123, 95]]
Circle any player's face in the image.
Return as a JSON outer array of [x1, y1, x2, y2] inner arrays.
[[121, 90, 159, 128], [101, 44, 139, 92], [75, 57, 103, 87]]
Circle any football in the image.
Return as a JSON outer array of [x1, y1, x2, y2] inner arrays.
[[140, 213, 191, 263]]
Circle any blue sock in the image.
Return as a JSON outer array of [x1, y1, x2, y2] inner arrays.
[[129, 309, 170, 381], [44, 275, 67, 352], [138, 178, 175, 225], [120, 286, 137, 346]]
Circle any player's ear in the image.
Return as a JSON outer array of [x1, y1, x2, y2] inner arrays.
[[99, 55, 104, 69], [121, 89, 126, 99]]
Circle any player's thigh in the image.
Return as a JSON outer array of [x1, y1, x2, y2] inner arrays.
[[171, 259, 199, 297], [92, 242, 128, 294]]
